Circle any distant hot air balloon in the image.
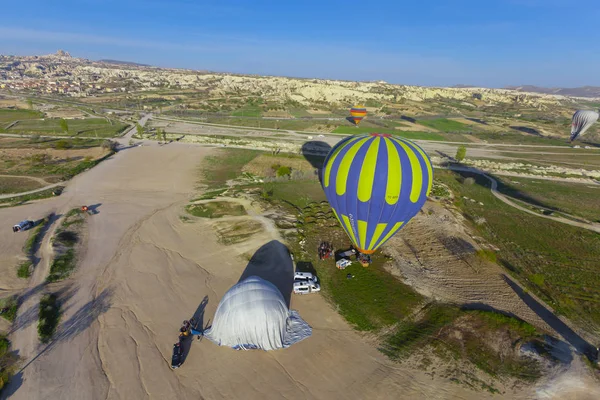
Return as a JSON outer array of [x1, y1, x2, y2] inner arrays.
[[321, 133, 432, 255], [570, 110, 599, 141], [349, 105, 367, 126]]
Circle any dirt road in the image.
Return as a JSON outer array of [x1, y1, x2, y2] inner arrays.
[[1, 140, 599, 399]]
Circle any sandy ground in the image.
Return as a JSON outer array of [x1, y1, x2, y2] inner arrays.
[[1, 138, 599, 399]]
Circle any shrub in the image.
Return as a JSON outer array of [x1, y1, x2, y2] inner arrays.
[[55, 139, 72, 150], [455, 145, 467, 162], [101, 139, 118, 152], [38, 294, 60, 343], [0, 296, 18, 322], [17, 261, 32, 278], [276, 166, 292, 177]]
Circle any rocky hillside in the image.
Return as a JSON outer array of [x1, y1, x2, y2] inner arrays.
[[506, 85, 600, 99], [0, 51, 581, 109]]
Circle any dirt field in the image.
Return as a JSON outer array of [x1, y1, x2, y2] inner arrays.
[[0, 140, 599, 400]]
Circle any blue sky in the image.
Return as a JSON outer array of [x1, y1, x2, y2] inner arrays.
[[1, 0, 599, 87]]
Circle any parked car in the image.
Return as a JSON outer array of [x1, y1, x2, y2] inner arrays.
[[293, 281, 321, 295], [336, 259, 352, 270], [294, 272, 318, 284], [12, 220, 34, 233]]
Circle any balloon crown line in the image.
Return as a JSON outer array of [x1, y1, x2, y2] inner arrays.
[[369, 133, 392, 137]]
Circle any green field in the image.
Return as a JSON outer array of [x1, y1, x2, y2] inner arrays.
[[500, 151, 600, 170], [436, 169, 600, 330], [332, 126, 448, 141], [466, 131, 570, 146], [231, 106, 262, 117], [494, 176, 600, 222], [203, 116, 319, 131], [0, 176, 44, 194], [186, 201, 247, 218], [417, 118, 474, 132], [201, 149, 261, 188], [8, 118, 128, 137], [0, 109, 43, 126]]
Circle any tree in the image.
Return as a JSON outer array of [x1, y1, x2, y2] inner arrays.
[[455, 145, 467, 162], [55, 139, 72, 150], [136, 123, 143, 137], [162, 130, 167, 142], [26, 98, 33, 110], [59, 119, 69, 133], [101, 140, 118, 152]]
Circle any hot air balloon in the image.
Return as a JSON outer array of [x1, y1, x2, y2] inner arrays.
[[321, 133, 432, 256], [570, 110, 599, 141], [349, 105, 367, 126]]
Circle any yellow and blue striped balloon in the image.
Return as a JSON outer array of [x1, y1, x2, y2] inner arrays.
[[321, 133, 433, 254]]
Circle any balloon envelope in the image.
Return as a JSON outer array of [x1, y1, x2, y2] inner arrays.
[[350, 105, 367, 125], [571, 110, 599, 141], [321, 133, 433, 254]]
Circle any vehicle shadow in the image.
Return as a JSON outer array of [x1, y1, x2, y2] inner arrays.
[[295, 261, 317, 277], [502, 274, 597, 362], [238, 240, 294, 308]]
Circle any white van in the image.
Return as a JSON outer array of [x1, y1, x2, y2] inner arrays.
[[294, 272, 318, 284], [293, 281, 321, 295]]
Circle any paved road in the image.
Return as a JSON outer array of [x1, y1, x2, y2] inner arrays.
[[121, 113, 152, 141]]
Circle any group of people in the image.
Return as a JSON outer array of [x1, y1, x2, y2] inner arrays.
[[180, 318, 202, 340]]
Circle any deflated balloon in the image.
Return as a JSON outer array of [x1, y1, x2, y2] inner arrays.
[[321, 133, 433, 254], [570, 110, 599, 141], [349, 105, 367, 126]]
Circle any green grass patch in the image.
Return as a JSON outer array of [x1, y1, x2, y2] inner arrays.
[[47, 249, 75, 283], [0, 296, 19, 322], [38, 293, 60, 343], [192, 188, 228, 201], [259, 180, 326, 209], [382, 307, 542, 381], [417, 118, 473, 132], [8, 118, 128, 138], [475, 249, 497, 263], [201, 149, 260, 188], [494, 176, 600, 222], [465, 131, 569, 146], [435, 169, 600, 329], [23, 216, 50, 255], [231, 106, 262, 117], [328, 259, 424, 331], [0, 334, 17, 392], [17, 261, 33, 278], [0, 186, 64, 208], [46, 209, 83, 282], [381, 304, 460, 358], [186, 201, 246, 218], [0, 108, 43, 125], [0, 176, 44, 194]]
